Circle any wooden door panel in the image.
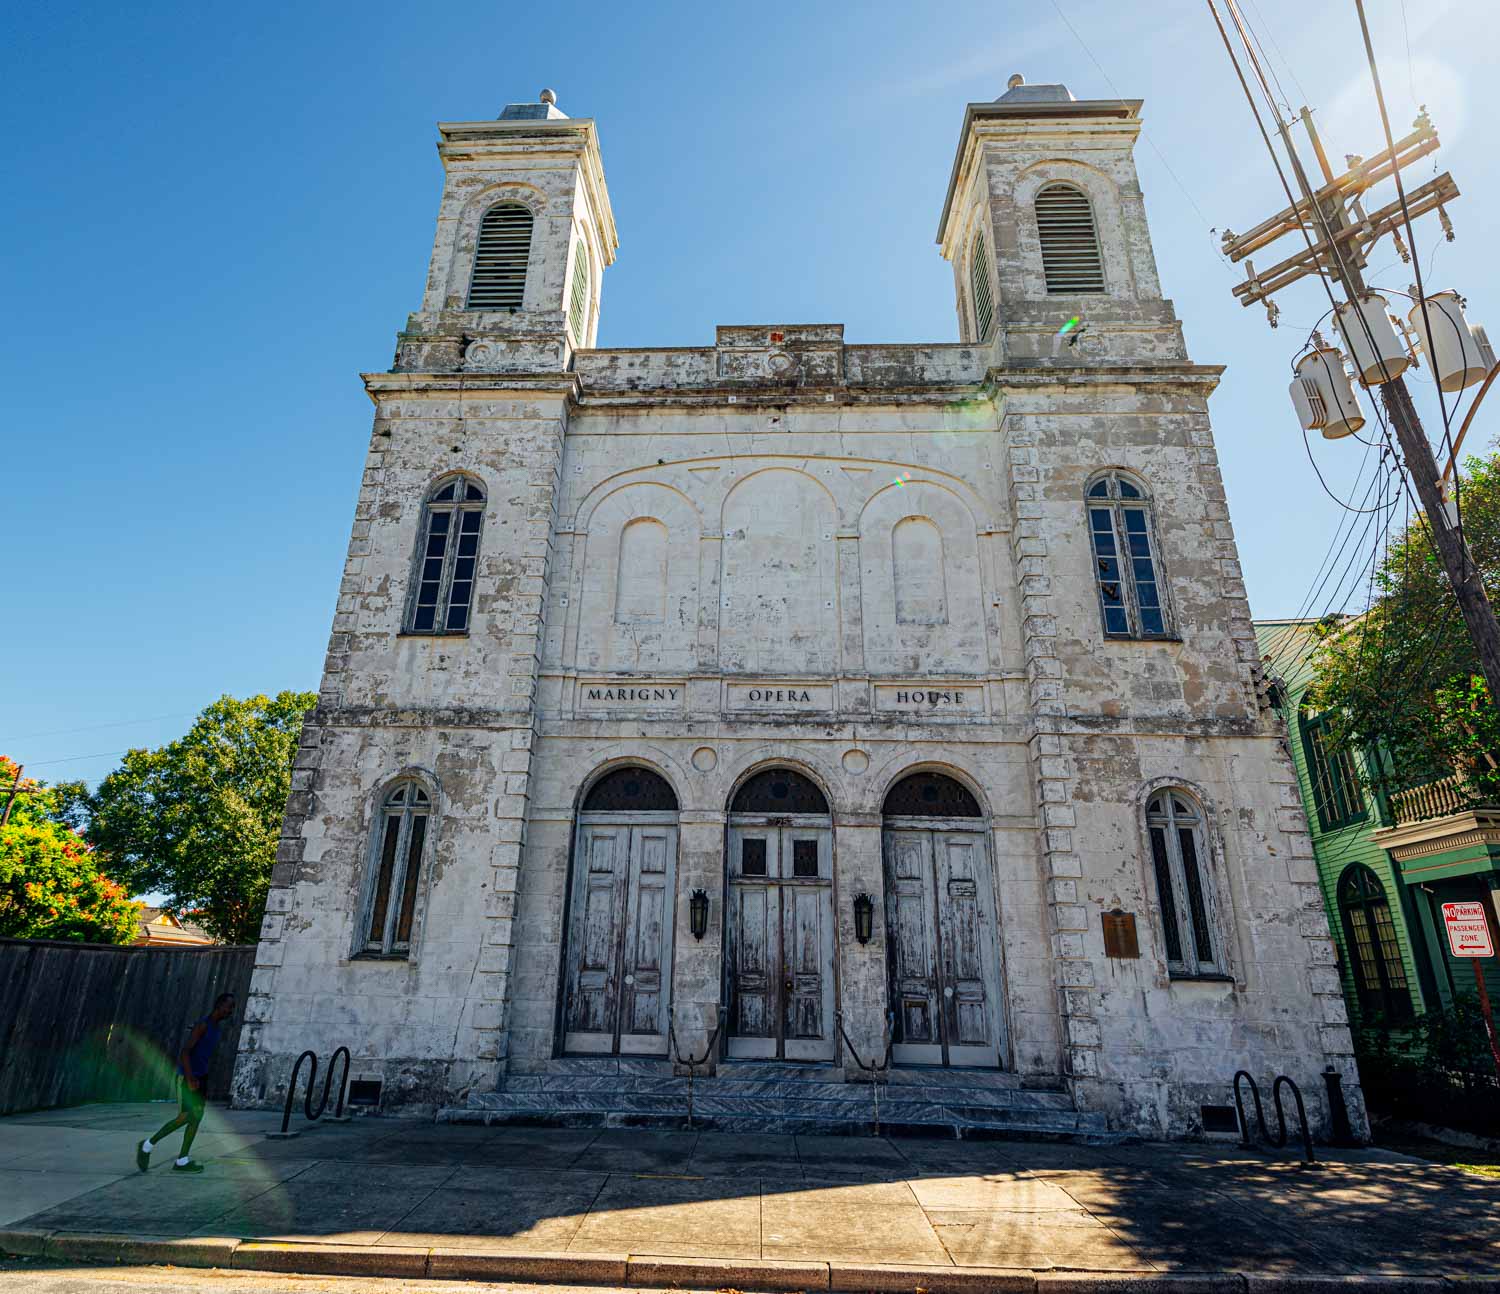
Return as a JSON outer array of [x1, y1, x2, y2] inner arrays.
[[620, 826, 675, 1048], [884, 831, 941, 1052], [936, 832, 1001, 1064], [565, 826, 627, 1042]]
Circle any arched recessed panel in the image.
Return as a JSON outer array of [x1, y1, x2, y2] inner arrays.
[[582, 767, 679, 813], [883, 772, 981, 817], [614, 518, 668, 623], [893, 517, 949, 625], [731, 768, 829, 816]]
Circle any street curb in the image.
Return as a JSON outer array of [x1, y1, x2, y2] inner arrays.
[[427, 1249, 629, 1284], [629, 1255, 829, 1291], [2, 1228, 1498, 1292], [232, 1240, 429, 1278]]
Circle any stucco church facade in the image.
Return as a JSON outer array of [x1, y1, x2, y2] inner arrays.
[[233, 78, 1365, 1140]]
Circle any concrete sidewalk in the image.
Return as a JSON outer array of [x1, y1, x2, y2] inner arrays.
[[3, 1103, 1499, 1291]]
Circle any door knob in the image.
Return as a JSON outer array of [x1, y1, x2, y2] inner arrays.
[[784, 979, 793, 992]]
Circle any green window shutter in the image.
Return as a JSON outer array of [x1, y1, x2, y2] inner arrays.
[[970, 233, 995, 340], [568, 243, 590, 343]]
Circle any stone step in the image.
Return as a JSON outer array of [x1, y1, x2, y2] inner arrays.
[[502, 1073, 1073, 1110], [448, 1101, 1113, 1141]]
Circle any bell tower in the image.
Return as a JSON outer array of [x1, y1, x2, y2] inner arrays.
[[937, 74, 1187, 366], [395, 89, 618, 374]]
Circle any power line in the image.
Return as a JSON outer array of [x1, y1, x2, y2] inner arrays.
[[5, 712, 193, 744]]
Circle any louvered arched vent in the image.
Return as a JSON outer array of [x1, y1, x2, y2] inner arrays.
[[568, 243, 590, 343], [1035, 184, 1104, 294], [969, 233, 995, 340], [467, 203, 533, 309]]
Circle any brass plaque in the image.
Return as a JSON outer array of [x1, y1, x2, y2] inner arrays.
[[1102, 909, 1140, 959]]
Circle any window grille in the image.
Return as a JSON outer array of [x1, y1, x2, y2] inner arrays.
[[467, 203, 533, 309], [1300, 711, 1367, 831], [1036, 184, 1105, 294], [568, 242, 590, 343], [1086, 473, 1169, 639], [731, 769, 829, 815], [970, 232, 995, 340], [1145, 790, 1221, 977], [362, 782, 431, 957], [883, 772, 981, 817], [1337, 864, 1413, 1021], [581, 766, 678, 813], [407, 476, 485, 635]]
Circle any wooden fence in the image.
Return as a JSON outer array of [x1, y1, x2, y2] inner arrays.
[[0, 937, 254, 1115]]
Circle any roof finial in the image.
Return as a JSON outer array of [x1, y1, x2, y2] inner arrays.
[[539, 88, 557, 106], [1007, 73, 1025, 90]]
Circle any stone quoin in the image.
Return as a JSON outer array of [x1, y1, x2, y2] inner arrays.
[[233, 78, 1363, 1140]]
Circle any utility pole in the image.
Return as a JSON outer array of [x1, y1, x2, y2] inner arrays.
[[1209, 0, 1500, 707]]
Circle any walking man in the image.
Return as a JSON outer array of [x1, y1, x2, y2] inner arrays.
[[136, 992, 236, 1173]]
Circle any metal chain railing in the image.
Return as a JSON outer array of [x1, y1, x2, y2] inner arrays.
[[1233, 1069, 1317, 1166], [667, 1007, 727, 1129], [834, 1009, 894, 1135]]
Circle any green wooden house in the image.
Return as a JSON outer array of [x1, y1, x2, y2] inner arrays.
[[1254, 619, 1500, 1026]]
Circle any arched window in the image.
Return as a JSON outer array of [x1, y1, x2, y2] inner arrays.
[[407, 476, 485, 634], [1337, 864, 1413, 1021], [581, 766, 679, 813], [731, 769, 829, 815], [1036, 183, 1105, 294], [969, 232, 995, 341], [1300, 710, 1366, 831], [1087, 473, 1169, 639], [467, 203, 533, 310], [1145, 789, 1221, 977], [568, 241, 591, 344], [360, 782, 431, 957], [892, 517, 948, 625]]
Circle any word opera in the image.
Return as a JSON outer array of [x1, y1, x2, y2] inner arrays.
[[235, 77, 1364, 1144]]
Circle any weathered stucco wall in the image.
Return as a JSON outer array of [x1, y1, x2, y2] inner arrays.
[[233, 86, 1362, 1140]]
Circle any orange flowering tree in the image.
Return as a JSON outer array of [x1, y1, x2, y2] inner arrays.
[[0, 757, 139, 943]]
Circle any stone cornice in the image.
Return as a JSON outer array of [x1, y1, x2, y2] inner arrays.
[[362, 372, 580, 402]]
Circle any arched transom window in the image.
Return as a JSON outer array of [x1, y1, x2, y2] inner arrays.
[[407, 477, 485, 635], [1036, 183, 1105, 294], [361, 782, 431, 957], [731, 769, 829, 816], [969, 231, 995, 341], [1146, 789, 1222, 977], [1087, 473, 1169, 640], [1337, 864, 1413, 1022], [467, 203, 533, 310]]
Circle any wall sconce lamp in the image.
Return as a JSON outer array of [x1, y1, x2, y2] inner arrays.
[[689, 889, 709, 941], [853, 893, 874, 945]]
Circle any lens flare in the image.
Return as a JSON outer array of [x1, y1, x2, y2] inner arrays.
[[1058, 316, 1081, 336]]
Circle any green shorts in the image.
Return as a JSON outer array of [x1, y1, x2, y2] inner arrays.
[[177, 1077, 206, 1120]]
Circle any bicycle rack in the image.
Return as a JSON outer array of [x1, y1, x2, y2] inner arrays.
[[834, 1010, 894, 1135], [266, 1045, 352, 1139], [667, 1007, 727, 1129], [1232, 1070, 1317, 1166]]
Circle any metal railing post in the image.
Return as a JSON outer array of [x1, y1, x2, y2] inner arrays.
[[268, 1050, 317, 1139]]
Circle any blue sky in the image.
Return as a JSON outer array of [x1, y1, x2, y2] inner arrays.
[[4, 0, 1497, 784]]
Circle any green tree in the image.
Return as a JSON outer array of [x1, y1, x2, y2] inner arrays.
[[87, 692, 317, 944], [1307, 449, 1500, 803], [0, 756, 139, 943]]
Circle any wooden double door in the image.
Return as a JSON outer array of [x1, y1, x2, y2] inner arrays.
[[725, 819, 836, 1061], [884, 823, 1003, 1067], [562, 815, 677, 1055]]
